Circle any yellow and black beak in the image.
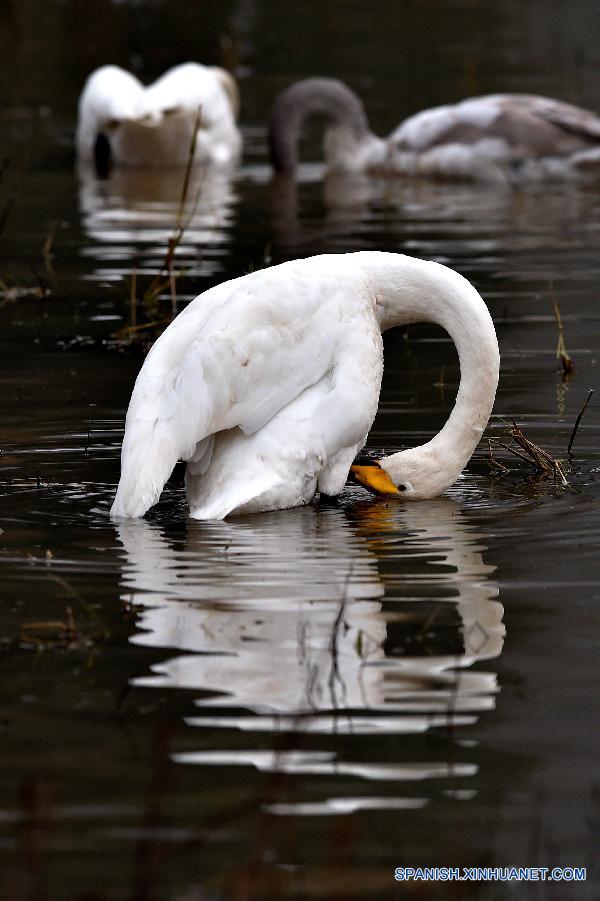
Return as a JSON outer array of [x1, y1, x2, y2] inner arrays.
[[349, 462, 403, 497]]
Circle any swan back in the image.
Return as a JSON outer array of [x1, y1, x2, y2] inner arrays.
[[77, 63, 241, 168], [388, 93, 600, 181]]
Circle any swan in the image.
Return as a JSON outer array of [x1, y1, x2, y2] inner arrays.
[[269, 77, 600, 181], [77, 63, 241, 170], [110, 251, 499, 520]]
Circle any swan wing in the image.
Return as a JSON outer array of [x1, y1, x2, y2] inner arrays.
[[143, 63, 232, 116], [111, 255, 381, 518], [526, 95, 600, 142], [391, 93, 600, 157], [186, 320, 383, 519], [141, 64, 241, 163]]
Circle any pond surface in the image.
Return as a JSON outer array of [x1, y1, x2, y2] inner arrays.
[[1, 2, 600, 899]]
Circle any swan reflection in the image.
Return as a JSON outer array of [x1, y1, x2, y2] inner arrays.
[[116, 498, 503, 803], [78, 162, 238, 283], [270, 169, 600, 262]]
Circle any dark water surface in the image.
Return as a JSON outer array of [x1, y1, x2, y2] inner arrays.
[[1, 2, 600, 899]]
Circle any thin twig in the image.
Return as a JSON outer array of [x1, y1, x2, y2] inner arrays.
[[509, 420, 555, 471], [114, 108, 204, 350], [489, 419, 569, 486], [112, 318, 172, 339], [165, 104, 203, 273], [567, 389, 594, 457], [165, 107, 204, 317], [488, 437, 541, 469], [487, 438, 508, 472]]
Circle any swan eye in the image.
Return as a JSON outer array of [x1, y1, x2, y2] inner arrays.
[[105, 119, 120, 131], [397, 484, 407, 492]]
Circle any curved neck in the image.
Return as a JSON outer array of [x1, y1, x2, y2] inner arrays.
[[357, 252, 499, 498], [268, 77, 383, 171]]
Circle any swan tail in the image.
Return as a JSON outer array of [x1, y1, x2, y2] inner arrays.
[[110, 419, 180, 519], [186, 469, 284, 521]]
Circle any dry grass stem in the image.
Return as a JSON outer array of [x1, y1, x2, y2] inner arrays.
[[434, 364, 446, 390], [21, 606, 77, 648], [18, 605, 105, 652], [487, 439, 508, 472], [550, 283, 575, 377], [113, 106, 204, 350], [42, 223, 56, 275]]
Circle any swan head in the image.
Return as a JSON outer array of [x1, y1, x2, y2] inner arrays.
[[378, 446, 457, 500], [269, 77, 385, 173], [376, 414, 490, 501], [351, 423, 489, 502], [351, 449, 454, 501]]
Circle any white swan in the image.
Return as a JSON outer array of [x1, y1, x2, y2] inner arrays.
[[77, 63, 241, 170], [110, 251, 499, 520], [269, 78, 600, 181]]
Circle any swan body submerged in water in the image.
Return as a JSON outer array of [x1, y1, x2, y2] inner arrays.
[[269, 78, 600, 181], [111, 251, 499, 520], [77, 63, 241, 169]]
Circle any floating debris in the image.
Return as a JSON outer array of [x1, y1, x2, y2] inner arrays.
[[489, 420, 568, 486], [20, 605, 78, 650], [0, 279, 47, 305], [19, 573, 109, 653]]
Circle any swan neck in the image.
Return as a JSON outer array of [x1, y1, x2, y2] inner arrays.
[[360, 253, 499, 497], [269, 77, 379, 172]]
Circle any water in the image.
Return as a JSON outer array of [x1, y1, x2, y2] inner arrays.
[[1, 1, 600, 898]]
